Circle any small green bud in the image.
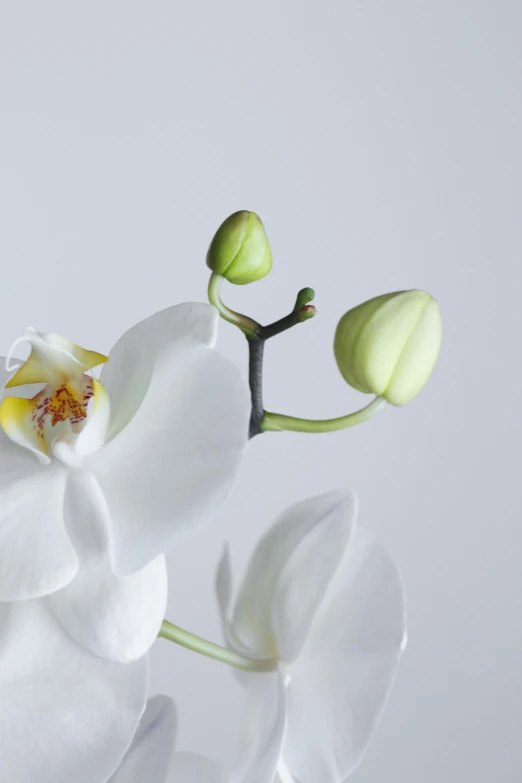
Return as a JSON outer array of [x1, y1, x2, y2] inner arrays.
[[206, 211, 272, 285], [334, 290, 442, 406]]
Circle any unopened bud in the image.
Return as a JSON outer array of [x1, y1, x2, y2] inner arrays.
[[334, 290, 442, 406], [206, 211, 272, 285]]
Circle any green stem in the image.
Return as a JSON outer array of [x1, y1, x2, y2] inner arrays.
[[262, 396, 387, 433], [207, 273, 260, 338], [158, 620, 277, 673]]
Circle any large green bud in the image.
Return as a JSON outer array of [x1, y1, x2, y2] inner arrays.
[[334, 290, 442, 406], [206, 211, 272, 285]]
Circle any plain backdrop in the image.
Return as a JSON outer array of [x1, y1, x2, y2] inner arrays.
[[1, 2, 521, 781]]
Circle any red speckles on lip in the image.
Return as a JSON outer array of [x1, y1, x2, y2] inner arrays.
[[29, 390, 50, 436], [48, 384, 85, 426], [31, 377, 95, 435]]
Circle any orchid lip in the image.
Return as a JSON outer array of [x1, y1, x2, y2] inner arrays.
[[0, 329, 110, 464]]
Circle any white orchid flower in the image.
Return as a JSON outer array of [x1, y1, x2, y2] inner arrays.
[[216, 490, 407, 783], [0, 598, 149, 783], [109, 682, 286, 783], [0, 303, 249, 662]]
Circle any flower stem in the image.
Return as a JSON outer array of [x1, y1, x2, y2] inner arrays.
[[207, 273, 260, 338], [248, 338, 265, 438], [259, 287, 317, 340], [207, 274, 318, 437], [158, 620, 277, 673], [261, 396, 387, 433]]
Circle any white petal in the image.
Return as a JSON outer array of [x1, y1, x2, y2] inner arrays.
[[100, 303, 220, 440], [91, 333, 249, 575], [231, 491, 357, 662], [274, 762, 300, 783], [111, 679, 284, 783], [216, 547, 285, 666], [283, 528, 407, 783], [49, 471, 167, 662], [216, 545, 250, 655], [216, 544, 233, 620], [229, 673, 287, 783], [0, 600, 148, 783], [215, 544, 239, 652], [109, 696, 177, 783], [168, 754, 224, 783], [0, 431, 77, 600]]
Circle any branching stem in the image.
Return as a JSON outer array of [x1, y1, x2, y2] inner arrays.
[[208, 273, 387, 437]]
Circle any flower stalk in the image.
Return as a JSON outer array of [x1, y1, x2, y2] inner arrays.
[[207, 273, 260, 337], [158, 620, 277, 673], [262, 396, 387, 433]]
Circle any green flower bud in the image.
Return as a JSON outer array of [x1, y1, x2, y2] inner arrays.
[[334, 290, 442, 406], [206, 211, 272, 285]]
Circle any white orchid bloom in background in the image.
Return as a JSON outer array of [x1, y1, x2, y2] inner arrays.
[[0, 599, 149, 783], [0, 303, 249, 662], [217, 490, 407, 783], [109, 684, 286, 783]]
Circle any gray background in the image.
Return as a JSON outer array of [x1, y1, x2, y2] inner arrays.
[[1, 2, 521, 781]]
